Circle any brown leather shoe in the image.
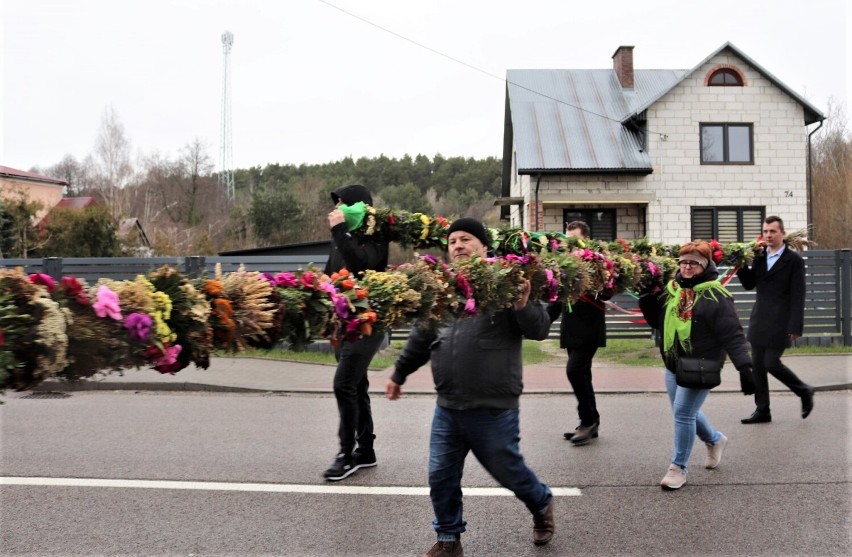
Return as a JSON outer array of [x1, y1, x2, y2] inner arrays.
[[423, 541, 463, 557], [532, 500, 555, 545]]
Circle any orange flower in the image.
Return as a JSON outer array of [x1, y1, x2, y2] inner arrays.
[[359, 322, 373, 336], [203, 279, 224, 298], [356, 289, 368, 300], [331, 269, 350, 282], [341, 279, 356, 291], [213, 298, 233, 318]]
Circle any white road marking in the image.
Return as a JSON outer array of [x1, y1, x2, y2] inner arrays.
[[0, 476, 581, 496]]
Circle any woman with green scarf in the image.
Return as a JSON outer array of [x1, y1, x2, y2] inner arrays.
[[639, 241, 754, 490]]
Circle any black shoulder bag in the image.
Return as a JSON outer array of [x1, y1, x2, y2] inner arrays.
[[675, 357, 724, 389]]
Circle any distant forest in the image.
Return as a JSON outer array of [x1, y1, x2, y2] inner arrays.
[[228, 153, 503, 253]]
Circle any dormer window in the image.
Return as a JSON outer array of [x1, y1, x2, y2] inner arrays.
[[708, 68, 744, 86]]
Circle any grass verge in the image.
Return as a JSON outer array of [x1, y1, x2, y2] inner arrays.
[[218, 338, 554, 369]]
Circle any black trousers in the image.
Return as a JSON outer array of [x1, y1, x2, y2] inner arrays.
[[566, 346, 600, 427], [750, 343, 811, 414], [333, 331, 387, 454]]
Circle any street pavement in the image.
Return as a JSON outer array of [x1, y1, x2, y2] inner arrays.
[[32, 352, 852, 395], [2, 387, 849, 556], [5, 351, 850, 556]]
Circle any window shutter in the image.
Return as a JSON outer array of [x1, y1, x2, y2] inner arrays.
[[742, 209, 763, 240], [692, 209, 714, 240], [590, 211, 616, 241], [717, 210, 740, 242]]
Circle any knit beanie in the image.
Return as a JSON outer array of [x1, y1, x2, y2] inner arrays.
[[447, 217, 490, 247]]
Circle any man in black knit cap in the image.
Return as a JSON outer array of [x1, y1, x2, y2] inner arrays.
[[387, 217, 556, 556]]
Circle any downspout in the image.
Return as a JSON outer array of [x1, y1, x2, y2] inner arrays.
[[807, 119, 824, 241], [533, 173, 542, 232]]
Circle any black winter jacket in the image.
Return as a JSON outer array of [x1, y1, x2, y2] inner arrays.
[[547, 292, 611, 350], [391, 302, 551, 410], [638, 263, 752, 373], [323, 184, 389, 277]]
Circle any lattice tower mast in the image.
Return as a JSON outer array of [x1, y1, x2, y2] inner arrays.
[[219, 31, 235, 201]]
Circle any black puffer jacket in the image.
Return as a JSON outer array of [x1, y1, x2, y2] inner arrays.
[[324, 184, 389, 277], [391, 302, 551, 410], [638, 262, 751, 373]]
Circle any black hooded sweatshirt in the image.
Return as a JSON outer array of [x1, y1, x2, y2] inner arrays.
[[324, 184, 389, 277]]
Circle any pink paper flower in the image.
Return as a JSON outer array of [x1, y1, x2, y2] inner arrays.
[[275, 272, 298, 288], [300, 272, 316, 289], [28, 273, 56, 293], [146, 343, 183, 374], [93, 285, 122, 320]]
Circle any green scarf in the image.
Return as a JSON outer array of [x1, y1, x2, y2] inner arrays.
[[337, 201, 367, 231], [663, 279, 731, 357]]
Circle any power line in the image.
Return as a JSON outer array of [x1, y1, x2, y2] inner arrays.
[[316, 0, 667, 138]]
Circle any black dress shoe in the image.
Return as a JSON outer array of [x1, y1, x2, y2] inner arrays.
[[563, 425, 581, 440], [741, 411, 772, 424], [801, 388, 815, 419], [570, 423, 599, 445]]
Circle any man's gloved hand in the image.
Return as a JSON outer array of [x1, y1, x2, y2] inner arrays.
[[739, 366, 756, 396]]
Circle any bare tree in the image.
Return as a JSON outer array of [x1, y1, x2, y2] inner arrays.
[[812, 98, 852, 248], [93, 106, 133, 218], [43, 154, 96, 196]]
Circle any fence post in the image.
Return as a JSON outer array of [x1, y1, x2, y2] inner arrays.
[[43, 257, 63, 282], [185, 256, 206, 279], [839, 249, 852, 346]]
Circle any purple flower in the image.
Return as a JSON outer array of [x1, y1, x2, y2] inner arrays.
[[464, 298, 477, 314], [124, 312, 152, 342], [333, 294, 350, 318]]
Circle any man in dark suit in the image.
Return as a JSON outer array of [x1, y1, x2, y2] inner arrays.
[[546, 221, 610, 445], [736, 215, 814, 424]]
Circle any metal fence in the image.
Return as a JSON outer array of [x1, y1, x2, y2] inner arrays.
[[2, 249, 850, 346]]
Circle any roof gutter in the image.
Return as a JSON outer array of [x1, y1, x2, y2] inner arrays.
[[518, 168, 653, 176], [807, 118, 825, 241]]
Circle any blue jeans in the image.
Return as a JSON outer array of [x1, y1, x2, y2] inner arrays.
[[664, 370, 722, 472], [428, 405, 552, 541]]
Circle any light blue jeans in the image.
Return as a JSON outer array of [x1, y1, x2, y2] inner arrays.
[[664, 369, 723, 472]]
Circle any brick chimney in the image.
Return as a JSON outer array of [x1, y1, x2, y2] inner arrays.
[[612, 45, 635, 89]]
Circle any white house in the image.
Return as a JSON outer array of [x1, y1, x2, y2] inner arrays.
[[500, 42, 825, 244]]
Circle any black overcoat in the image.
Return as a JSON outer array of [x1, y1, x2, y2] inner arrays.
[[736, 244, 806, 349]]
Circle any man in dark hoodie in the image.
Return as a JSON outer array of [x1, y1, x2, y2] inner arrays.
[[322, 184, 390, 481]]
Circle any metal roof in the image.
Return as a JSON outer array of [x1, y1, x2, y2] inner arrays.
[[505, 42, 825, 176], [506, 69, 685, 173]]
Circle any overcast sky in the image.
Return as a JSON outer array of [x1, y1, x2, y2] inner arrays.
[[2, 0, 848, 174]]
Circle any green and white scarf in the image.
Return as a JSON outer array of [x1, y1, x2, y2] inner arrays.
[[663, 279, 731, 357]]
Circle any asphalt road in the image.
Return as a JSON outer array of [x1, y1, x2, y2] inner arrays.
[[1, 390, 849, 556]]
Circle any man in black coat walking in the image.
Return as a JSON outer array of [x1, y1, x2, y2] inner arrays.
[[736, 215, 814, 424], [546, 221, 610, 444], [322, 184, 390, 480]]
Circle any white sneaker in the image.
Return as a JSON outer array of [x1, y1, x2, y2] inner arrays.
[[705, 433, 728, 469], [660, 464, 687, 490]]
